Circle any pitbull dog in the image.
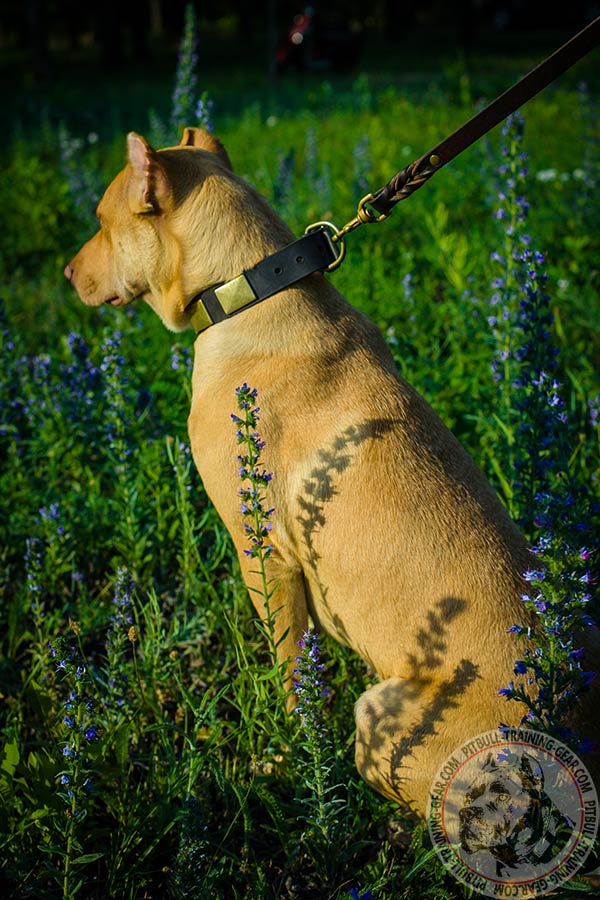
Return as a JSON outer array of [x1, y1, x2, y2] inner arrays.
[[64, 128, 599, 816], [459, 751, 575, 876]]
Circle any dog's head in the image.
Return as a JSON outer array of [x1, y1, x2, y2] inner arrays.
[[64, 127, 292, 332], [458, 751, 549, 865]]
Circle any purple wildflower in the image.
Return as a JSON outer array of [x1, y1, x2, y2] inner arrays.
[[171, 4, 199, 133], [348, 890, 373, 900], [196, 93, 214, 132], [52, 636, 99, 821], [352, 134, 372, 197], [294, 631, 329, 734], [499, 682, 515, 698], [58, 125, 102, 226], [233, 385, 274, 561]]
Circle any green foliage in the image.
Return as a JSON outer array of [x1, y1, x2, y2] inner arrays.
[[1, 31, 599, 900], [0, 142, 79, 278]]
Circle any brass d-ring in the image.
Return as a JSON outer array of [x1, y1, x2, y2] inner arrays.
[[304, 221, 347, 271]]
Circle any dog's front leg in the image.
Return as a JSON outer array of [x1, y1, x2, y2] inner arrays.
[[235, 546, 309, 710]]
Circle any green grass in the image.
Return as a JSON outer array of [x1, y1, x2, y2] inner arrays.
[[1, 28, 599, 899]]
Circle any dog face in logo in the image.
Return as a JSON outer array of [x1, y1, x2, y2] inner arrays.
[[459, 751, 573, 874]]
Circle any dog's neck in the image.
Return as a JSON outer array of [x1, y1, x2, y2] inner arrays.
[[185, 227, 341, 334]]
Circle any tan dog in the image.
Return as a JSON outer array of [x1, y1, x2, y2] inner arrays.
[[64, 128, 598, 817]]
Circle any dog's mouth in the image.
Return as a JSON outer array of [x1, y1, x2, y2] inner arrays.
[[104, 294, 136, 308]]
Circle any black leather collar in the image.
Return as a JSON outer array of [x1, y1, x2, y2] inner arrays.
[[187, 226, 341, 334]]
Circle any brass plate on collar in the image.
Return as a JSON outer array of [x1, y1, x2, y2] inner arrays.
[[189, 301, 213, 333], [215, 275, 257, 314]]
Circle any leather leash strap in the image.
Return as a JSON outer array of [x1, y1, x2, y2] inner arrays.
[[369, 15, 600, 217]]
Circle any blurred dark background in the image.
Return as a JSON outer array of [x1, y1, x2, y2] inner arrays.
[[3, 0, 599, 81], [1, 1, 598, 139]]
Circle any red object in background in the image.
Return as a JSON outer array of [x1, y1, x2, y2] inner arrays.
[[276, 7, 363, 73]]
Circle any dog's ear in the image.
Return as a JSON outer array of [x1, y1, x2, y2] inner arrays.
[[126, 132, 172, 214], [179, 127, 233, 170]]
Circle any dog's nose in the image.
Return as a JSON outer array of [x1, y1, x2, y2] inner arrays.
[[64, 262, 74, 282]]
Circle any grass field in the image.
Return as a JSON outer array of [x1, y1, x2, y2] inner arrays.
[[1, 12, 599, 899]]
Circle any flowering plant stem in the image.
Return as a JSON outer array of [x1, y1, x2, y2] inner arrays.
[[293, 631, 347, 886], [490, 113, 597, 750], [50, 635, 101, 898], [231, 384, 277, 654]]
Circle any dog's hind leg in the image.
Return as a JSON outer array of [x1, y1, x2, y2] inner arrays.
[[354, 664, 482, 816]]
